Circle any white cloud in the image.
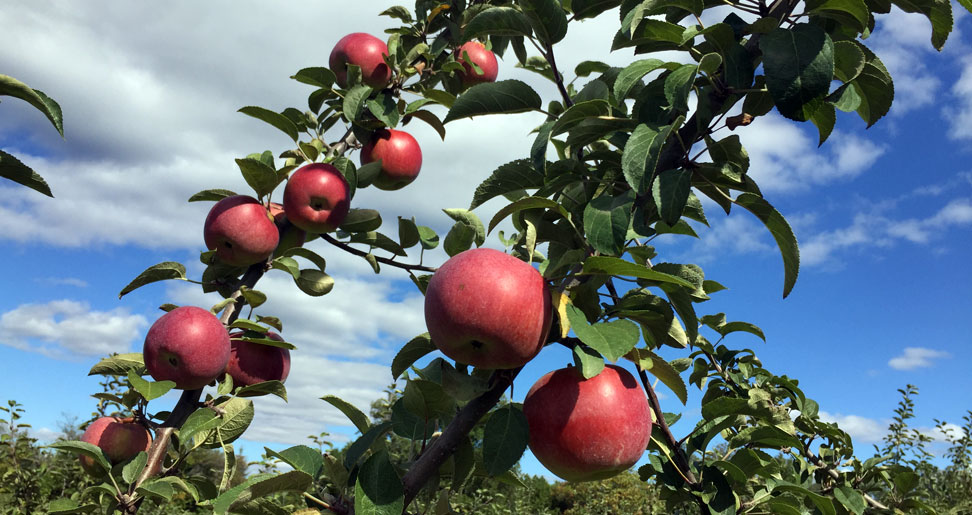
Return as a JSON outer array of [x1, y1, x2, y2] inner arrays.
[[888, 347, 951, 370], [40, 277, 89, 288], [945, 57, 972, 140], [819, 411, 889, 443], [0, 300, 147, 359], [735, 115, 886, 192]]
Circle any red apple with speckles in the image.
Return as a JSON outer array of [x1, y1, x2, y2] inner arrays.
[[268, 202, 306, 255], [523, 364, 653, 482], [203, 195, 279, 267], [329, 32, 392, 89], [143, 306, 231, 390], [282, 163, 351, 234], [424, 248, 551, 369], [79, 416, 152, 475], [225, 331, 291, 387], [456, 41, 498, 86], [360, 129, 423, 191]]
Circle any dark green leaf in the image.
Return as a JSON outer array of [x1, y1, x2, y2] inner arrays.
[[321, 395, 370, 434], [418, 225, 440, 249], [773, 483, 836, 515], [482, 406, 530, 476], [891, 0, 953, 50], [464, 7, 534, 39], [238, 106, 299, 142], [760, 24, 834, 121], [294, 269, 334, 296], [580, 256, 695, 288], [565, 304, 640, 362], [343, 85, 373, 123], [235, 157, 279, 198], [291, 67, 336, 88], [584, 190, 634, 256], [734, 193, 799, 298], [806, 0, 869, 33], [202, 397, 254, 448], [407, 109, 447, 140], [340, 208, 383, 233], [834, 486, 866, 515], [188, 188, 237, 202], [521, 0, 568, 44], [652, 169, 692, 225], [403, 379, 455, 419], [392, 333, 436, 379], [236, 380, 288, 402], [851, 48, 894, 127], [47, 441, 110, 473], [355, 451, 404, 515], [444, 80, 542, 123], [0, 150, 53, 197], [487, 196, 573, 233], [572, 0, 624, 19], [470, 159, 545, 210], [119, 262, 187, 298], [212, 471, 313, 514], [622, 119, 682, 193], [367, 93, 400, 128], [550, 100, 612, 135], [614, 59, 666, 100], [47, 498, 99, 514], [121, 451, 148, 485]]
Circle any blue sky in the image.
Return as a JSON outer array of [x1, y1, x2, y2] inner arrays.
[[1, 1, 970, 479]]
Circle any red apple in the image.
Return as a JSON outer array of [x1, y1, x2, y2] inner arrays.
[[268, 202, 306, 255], [329, 32, 392, 89], [225, 331, 291, 387], [79, 416, 152, 475], [456, 41, 498, 86], [143, 306, 231, 390], [360, 129, 423, 191], [424, 248, 552, 369], [282, 163, 351, 234], [203, 195, 279, 267], [523, 364, 653, 482]]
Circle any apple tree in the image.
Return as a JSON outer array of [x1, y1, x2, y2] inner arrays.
[[47, 0, 971, 513]]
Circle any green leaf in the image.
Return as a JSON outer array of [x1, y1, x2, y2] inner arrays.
[[367, 93, 400, 128], [464, 7, 534, 39], [482, 405, 530, 476], [418, 225, 440, 249], [238, 106, 299, 142], [343, 85, 373, 123], [321, 395, 370, 434], [355, 451, 404, 515], [520, 0, 568, 44], [773, 483, 836, 515], [212, 471, 313, 514], [290, 67, 336, 88], [718, 321, 766, 341], [565, 116, 638, 148], [294, 269, 334, 297], [444, 80, 542, 123], [47, 498, 99, 514], [392, 333, 436, 380], [136, 476, 196, 502], [340, 208, 383, 233], [128, 371, 175, 401], [580, 256, 695, 288], [573, 344, 606, 379], [622, 119, 683, 193], [470, 159, 545, 210], [391, 398, 428, 440], [806, 0, 869, 33], [407, 109, 447, 140], [851, 48, 894, 127], [403, 379, 455, 419], [652, 169, 692, 225], [891, 0, 953, 50], [236, 380, 288, 401], [565, 304, 640, 362], [443, 209, 486, 246], [265, 445, 323, 478], [664, 64, 697, 113], [572, 0, 624, 19], [627, 349, 688, 405], [188, 188, 237, 202], [760, 24, 834, 121], [344, 422, 393, 469], [202, 397, 254, 448], [488, 196, 573, 234], [614, 59, 666, 100], [179, 408, 221, 448], [0, 150, 53, 197], [119, 262, 187, 298], [834, 486, 866, 515], [531, 121, 554, 173], [550, 100, 612, 136], [398, 217, 420, 248], [810, 102, 836, 145], [0, 74, 63, 136], [47, 441, 110, 473], [734, 193, 799, 298], [88, 353, 145, 376], [121, 451, 148, 485], [584, 190, 634, 256], [235, 158, 279, 198]]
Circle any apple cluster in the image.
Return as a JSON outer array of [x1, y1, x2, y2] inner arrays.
[[424, 248, 654, 482]]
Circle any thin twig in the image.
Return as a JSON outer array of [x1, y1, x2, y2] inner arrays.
[[321, 233, 438, 273]]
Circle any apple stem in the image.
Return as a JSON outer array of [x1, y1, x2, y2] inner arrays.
[[401, 367, 520, 507], [321, 233, 438, 273]]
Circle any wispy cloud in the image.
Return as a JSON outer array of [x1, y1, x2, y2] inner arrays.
[[0, 300, 147, 359], [819, 411, 890, 444], [39, 277, 89, 288], [888, 347, 951, 370]]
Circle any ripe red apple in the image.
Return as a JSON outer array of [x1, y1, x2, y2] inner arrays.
[[79, 416, 152, 475], [424, 248, 552, 369], [282, 163, 351, 234], [360, 129, 423, 191], [523, 364, 653, 482], [225, 331, 291, 387], [456, 41, 498, 86], [143, 306, 231, 390], [329, 32, 392, 89], [203, 195, 279, 267], [268, 202, 306, 255]]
